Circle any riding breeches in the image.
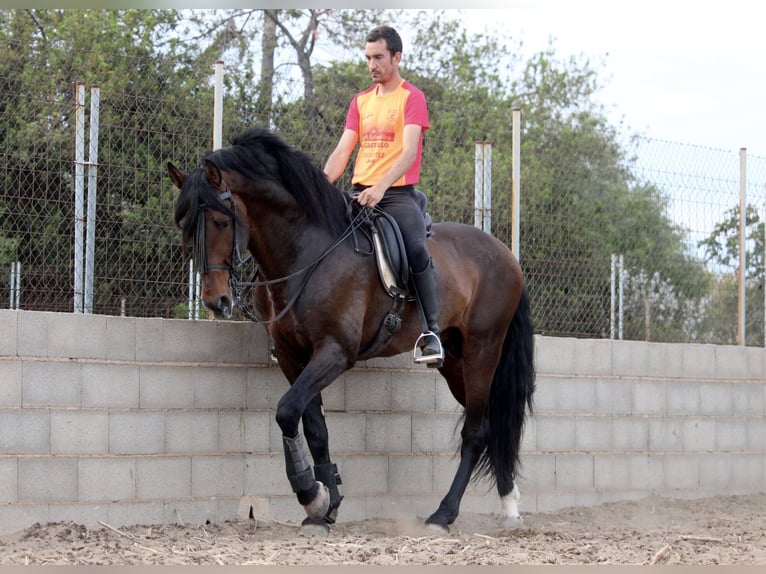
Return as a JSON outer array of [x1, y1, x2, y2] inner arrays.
[[357, 184, 431, 274]]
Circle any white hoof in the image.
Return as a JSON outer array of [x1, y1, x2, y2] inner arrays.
[[302, 481, 330, 520]]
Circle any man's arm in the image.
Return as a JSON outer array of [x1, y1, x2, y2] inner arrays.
[[355, 123, 421, 208], [324, 129, 359, 183]]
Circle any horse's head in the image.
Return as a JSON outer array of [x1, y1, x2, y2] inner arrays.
[[168, 160, 250, 319]]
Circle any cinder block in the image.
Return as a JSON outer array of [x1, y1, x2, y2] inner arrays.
[[516, 453, 556, 490], [139, 365, 195, 409], [106, 501, 165, 529], [320, 377, 345, 411], [241, 322, 274, 365], [136, 456, 192, 499], [48, 503, 106, 531], [48, 313, 106, 360], [732, 382, 765, 416], [158, 319, 219, 363], [246, 367, 289, 410], [745, 347, 765, 381], [411, 413, 460, 453], [536, 336, 575, 376], [218, 411, 271, 453], [535, 491, 577, 513], [648, 418, 683, 452], [191, 455, 245, 497], [728, 454, 763, 488], [243, 453, 291, 496], [612, 417, 648, 452], [434, 380, 461, 413], [193, 366, 246, 408], [337, 455, 388, 495], [554, 454, 594, 490], [698, 454, 733, 489], [700, 382, 733, 415], [344, 371, 392, 411], [594, 454, 631, 491], [325, 413, 366, 453], [663, 454, 699, 490], [82, 363, 140, 408], [646, 342, 684, 379], [682, 418, 716, 452], [0, 505, 48, 536], [594, 378, 632, 415], [0, 409, 49, 454], [681, 344, 716, 380], [575, 416, 613, 452], [747, 418, 766, 451], [388, 455, 432, 495], [431, 454, 459, 493], [22, 361, 82, 407], [612, 340, 649, 377], [16, 310, 48, 358], [535, 416, 576, 452], [105, 316, 136, 361], [109, 412, 165, 455], [367, 413, 412, 453], [627, 454, 664, 490], [0, 361, 22, 406], [51, 412, 109, 455], [667, 381, 700, 415], [18, 458, 78, 502], [134, 317, 171, 363], [573, 338, 612, 376], [633, 380, 667, 416], [715, 418, 747, 452], [0, 457, 18, 503], [534, 377, 594, 414], [715, 345, 747, 380], [0, 311, 18, 356], [391, 374, 436, 413], [166, 498, 219, 526], [79, 458, 135, 501], [166, 412, 219, 453]]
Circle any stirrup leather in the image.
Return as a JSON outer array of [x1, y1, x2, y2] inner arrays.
[[413, 331, 444, 364]]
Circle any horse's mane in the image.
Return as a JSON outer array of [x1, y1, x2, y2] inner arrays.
[[173, 167, 236, 244], [208, 126, 350, 237]]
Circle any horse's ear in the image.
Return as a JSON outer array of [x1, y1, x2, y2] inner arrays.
[[204, 159, 223, 188], [167, 162, 186, 189]]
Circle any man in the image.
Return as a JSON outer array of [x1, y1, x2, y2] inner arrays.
[[323, 25, 443, 366]]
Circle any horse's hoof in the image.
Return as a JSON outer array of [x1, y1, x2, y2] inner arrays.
[[301, 481, 330, 520], [425, 521, 449, 535], [300, 517, 330, 537], [502, 515, 524, 529]]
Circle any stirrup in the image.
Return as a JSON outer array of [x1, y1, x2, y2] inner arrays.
[[413, 331, 444, 365]]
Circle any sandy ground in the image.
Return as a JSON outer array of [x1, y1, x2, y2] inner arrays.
[[1, 493, 765, 565]]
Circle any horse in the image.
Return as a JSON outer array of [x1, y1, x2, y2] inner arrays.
[[168, 126, 535, 535]]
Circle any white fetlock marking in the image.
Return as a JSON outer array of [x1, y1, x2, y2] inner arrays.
[[500, 483, 521, 525], [302, 481, 330, 519]]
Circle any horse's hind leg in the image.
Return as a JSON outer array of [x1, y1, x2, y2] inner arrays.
[[425, 406, 486, 532], [499, 480, 523, 528], [301, 395, 343, 525]]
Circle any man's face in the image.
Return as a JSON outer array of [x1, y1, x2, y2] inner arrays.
[[364, 39, 400, 84]]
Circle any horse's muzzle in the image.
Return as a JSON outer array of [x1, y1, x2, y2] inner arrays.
[[205, 294, 233, 319]]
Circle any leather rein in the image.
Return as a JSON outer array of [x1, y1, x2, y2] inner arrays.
[[194, 189, 374, 325]]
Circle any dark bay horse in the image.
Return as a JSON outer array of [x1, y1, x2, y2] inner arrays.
[[168, 126, 535, 534]]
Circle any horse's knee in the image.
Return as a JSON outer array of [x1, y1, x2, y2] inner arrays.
[[275, 396, 301, 435]]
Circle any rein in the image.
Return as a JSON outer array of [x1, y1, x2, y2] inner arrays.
[[195, 190, 375, 325]]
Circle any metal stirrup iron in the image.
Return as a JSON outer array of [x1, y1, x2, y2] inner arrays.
[[413, 331, 444, 364]]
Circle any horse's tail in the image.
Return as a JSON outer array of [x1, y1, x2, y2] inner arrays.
[[475, 287, 536, 491]]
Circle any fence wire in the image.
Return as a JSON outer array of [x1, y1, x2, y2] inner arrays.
[[1, 66, 765, 345]]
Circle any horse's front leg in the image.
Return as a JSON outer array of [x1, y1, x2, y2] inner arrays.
[[274, 347, 350, 528]]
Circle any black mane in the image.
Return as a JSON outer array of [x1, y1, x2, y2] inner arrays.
[[207, 126, 350, 237]]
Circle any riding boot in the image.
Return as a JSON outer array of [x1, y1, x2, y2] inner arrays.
[[411, 258, 444, 366]]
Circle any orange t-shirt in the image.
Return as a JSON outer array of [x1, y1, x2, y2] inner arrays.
[[345, 80, 429, 187]]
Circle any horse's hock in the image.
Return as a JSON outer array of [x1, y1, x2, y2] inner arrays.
[[1, 309, 764, 535]]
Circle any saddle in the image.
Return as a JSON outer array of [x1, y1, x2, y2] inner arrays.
[[350, 189, 432, 301]]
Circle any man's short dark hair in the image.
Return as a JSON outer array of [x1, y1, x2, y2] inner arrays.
[[366, 26, 402, 57]]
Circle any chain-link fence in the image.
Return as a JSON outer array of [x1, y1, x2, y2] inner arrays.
[[2, 61, 765, 345]]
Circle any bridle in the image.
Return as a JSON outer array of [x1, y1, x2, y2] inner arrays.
[[193, 188, 375, 325]]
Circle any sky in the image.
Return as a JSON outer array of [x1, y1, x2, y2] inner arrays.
[[453, 0, 764, 157]]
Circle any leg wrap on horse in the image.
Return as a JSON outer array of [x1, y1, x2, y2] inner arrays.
[[282, 434, 330, 519], [314, 462, 344, 524]]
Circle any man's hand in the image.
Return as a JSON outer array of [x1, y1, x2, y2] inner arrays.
[[355, 185, 386, 208]]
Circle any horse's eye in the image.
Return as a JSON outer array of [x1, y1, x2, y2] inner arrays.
[[217, 219, 231, 230]]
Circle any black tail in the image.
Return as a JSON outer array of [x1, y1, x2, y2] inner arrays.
[[475, 287, 535, 491]]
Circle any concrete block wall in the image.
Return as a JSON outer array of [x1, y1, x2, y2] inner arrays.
[[0, 309, 764, 534]]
